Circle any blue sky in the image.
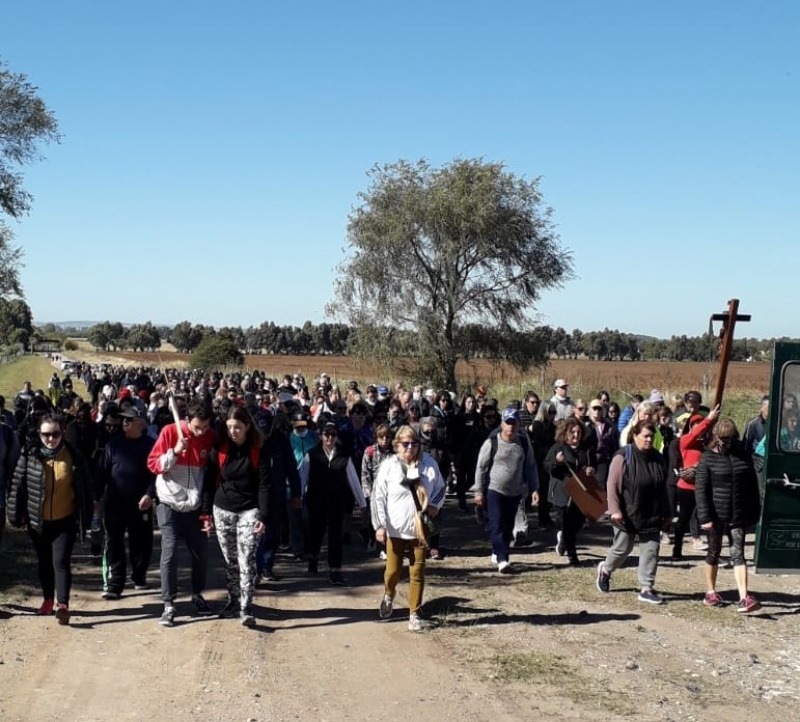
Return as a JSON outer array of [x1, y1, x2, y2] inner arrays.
[[2, 2, 798, 338]]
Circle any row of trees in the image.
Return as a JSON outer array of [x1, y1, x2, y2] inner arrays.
[[70, 317, 788, 365]]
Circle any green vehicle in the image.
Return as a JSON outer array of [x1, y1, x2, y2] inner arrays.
[[754, 341, 800, 574]]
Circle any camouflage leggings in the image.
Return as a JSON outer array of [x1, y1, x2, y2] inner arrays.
[[213, 506, 260, 609]]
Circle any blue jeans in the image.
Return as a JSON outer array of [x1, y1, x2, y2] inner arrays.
[[486, 490, 522, 563]]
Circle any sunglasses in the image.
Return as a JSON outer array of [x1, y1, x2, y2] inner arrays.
[[40, 431, 62, 439], [575, 407, 586, 411], [400, 441, 420, 449], [322, 431, 337, 438], [591, 406, 602, 411], [122, 418, 137, 424]]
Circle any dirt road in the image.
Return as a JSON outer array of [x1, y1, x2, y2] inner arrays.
[[1, 507, 799, 722]]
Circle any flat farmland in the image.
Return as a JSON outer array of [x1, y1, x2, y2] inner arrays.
[[83, 348, 770, 398]]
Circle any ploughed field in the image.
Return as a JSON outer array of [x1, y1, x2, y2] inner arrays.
[[102, 351, 769, 396]]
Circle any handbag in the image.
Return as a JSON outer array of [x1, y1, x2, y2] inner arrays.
[[409, 481, 436, 547]]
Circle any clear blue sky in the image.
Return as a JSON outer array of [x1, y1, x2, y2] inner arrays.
[[2, 2, 798, 338]]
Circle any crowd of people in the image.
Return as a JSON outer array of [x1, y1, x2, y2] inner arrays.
[[0, 362, 777, 630]]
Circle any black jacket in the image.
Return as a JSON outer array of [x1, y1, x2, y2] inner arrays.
[[695, 446, 760, 528], [7, 441, 93, 538], [544, 443, 596, 508], [305, 444, 352, 508], [612, 445, 669, 534]]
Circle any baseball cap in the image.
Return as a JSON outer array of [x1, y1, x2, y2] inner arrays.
[[501, 407, 520, 424], [290, 410, 308, 427], [589, 399, 603, 410], [120, 406, 145, 419], [553, 379, 568, 389]]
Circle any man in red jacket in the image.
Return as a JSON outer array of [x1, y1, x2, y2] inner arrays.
[[147, 398, 215, 627]]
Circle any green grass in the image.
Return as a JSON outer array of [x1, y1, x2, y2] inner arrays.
[[492, 651, 571, 682], [0, 355, 59, 399]]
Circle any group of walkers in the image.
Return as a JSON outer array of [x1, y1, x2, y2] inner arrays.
[[0, 363, 773, 632]]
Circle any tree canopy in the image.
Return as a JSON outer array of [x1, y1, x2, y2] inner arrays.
[[327, 158, 573, 388], [191, 336, 243, 369], [0, 60, 60, 299]]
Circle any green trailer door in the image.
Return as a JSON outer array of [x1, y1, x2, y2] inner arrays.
[[754, 342, 800, 574]]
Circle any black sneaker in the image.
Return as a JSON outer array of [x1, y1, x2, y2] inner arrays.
[[159, 605, 175, 627], [263, 569, 279, 582], [596, 562, 611, 593], [101, 589, 121, 600], [379, 594, 394, 620], [330, 570, 345, 585], [191, 594, 213, 617], [307, 559, 319, 575], [218, 598, 239, 619]]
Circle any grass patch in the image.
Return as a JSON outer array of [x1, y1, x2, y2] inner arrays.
[[492, 651, 571, 683], [0, 355, 59, 399]]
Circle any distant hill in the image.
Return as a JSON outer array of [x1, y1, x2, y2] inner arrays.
[[46, 321, 99, 330]]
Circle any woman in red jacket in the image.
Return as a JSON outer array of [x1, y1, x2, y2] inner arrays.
[[671, 405, 719, 560]]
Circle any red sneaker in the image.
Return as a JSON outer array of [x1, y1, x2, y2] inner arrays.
[[37, 599, 54, 616], [55, 603, 70, 625], [703, 591, 723, 607]]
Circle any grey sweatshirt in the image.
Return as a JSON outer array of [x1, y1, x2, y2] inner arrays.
[[473, 431, 538, 498]]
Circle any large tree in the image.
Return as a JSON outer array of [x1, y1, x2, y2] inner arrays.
[[0, 61, 59, 298], [328, 158, 573, 389]]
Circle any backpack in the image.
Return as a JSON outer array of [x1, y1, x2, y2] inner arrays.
[[487, 429, 530, 468]]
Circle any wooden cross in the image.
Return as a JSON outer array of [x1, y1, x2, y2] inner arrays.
[[710, 299, 751, 408]]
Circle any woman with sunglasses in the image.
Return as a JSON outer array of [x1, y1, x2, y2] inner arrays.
[[372, 425, 445, 631], [7, 413, 93, 624], [300, 421, 366, 584]]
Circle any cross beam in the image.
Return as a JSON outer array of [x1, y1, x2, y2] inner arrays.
[[709, 299, 751, 408]]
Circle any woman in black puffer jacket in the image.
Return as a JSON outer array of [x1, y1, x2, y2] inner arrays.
[[695, 418, 761, 613], [7, 413, 93, 624]]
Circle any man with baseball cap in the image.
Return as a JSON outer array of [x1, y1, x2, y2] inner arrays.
[[473, 406, 538, 573], [95, 406, 156, 599], [550, 379, 574, 422]]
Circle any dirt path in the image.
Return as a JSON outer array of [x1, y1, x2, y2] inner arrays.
[[1, 506, 799, 722]]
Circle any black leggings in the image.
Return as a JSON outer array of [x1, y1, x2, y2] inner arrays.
[[552, 502, 586, 557], [306, 503, 345, 569], [672, 487, 698, 553], [706, 525, 746, 566], [29, 516, 77, 605]]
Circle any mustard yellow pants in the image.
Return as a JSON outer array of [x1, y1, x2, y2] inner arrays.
[[385, 536, 426, 615]]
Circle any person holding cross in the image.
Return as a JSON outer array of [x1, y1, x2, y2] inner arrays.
[[544, 418, 596, 566]]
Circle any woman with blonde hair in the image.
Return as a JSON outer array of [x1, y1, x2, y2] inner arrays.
[[371, 425, 445, 631]]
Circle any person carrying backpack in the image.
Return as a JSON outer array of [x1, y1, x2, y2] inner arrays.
[[473, 407, 538, 574]]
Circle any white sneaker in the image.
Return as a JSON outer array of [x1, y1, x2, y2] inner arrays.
[[379, 550, 387, 561], [490, 553, 498, 565], [555, 531, 566, 556], [498, 561, 512, 574], [408, 613, 433, 632]]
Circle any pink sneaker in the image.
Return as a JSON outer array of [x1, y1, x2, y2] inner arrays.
[[37, 598, 54, 616], [703, 591, 723, 607], [737, 595, 761, 614]]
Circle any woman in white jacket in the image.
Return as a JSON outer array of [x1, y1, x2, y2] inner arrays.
[[372, 425, 445, 631]]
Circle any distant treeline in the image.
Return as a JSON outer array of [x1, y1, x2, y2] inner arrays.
[[33, 320, 797, 363]]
